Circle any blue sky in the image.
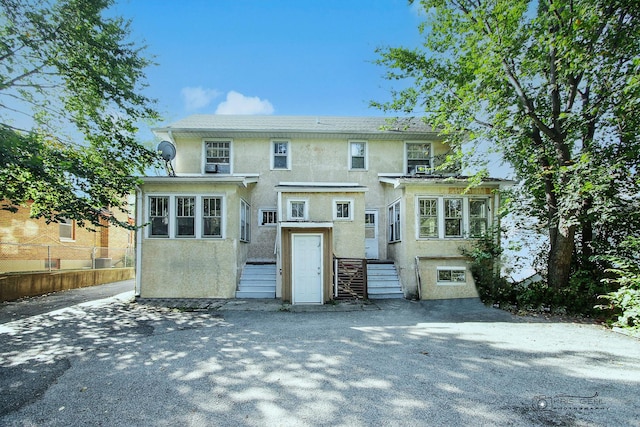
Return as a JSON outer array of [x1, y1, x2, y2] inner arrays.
[[112, 0, 424, 125]]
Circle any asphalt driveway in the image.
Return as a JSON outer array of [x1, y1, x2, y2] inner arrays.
[[0, 289, 638, 426]]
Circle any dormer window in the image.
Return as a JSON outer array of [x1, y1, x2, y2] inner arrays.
[[204, 140, 231, 174]]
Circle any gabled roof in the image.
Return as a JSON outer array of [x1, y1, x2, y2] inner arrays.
[[153, 115, 440, 140]]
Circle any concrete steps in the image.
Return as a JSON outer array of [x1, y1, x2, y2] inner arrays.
[[367, 263, 404, 299], [235, 263, 276, 299]]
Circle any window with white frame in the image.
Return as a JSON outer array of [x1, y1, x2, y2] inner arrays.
[[149, 196, 169, 237], [288, 200, 307, 221], [272, 140, 290, 169], [59, 217, 75, 241], [202, 197, 222, 238], [444, 198, 463, 237], [469, 199, 488, 237], [388, 200, 401, 242], [406, 142, 432, 174], [204, 140, 231, 173], [334, 200, 353, 220], [240, 199, 250, 242], [349, 141, 367, 170], [418, 198, 438, 238], [147, 195, 224, 239], [176, 197, 195, 237], [437, 267, 466, 284], [416, 196, 490, 239], [260, 209, 278, 226]]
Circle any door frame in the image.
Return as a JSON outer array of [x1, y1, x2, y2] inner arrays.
[[280, 227, 333, 304], [291, 233, 323, 305]]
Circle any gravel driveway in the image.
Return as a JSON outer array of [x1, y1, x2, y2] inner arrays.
[[0, 293, 638, 426]]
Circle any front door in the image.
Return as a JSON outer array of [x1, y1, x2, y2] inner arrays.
[[291, 233, 323, 304], [365, 210, 379, 259]]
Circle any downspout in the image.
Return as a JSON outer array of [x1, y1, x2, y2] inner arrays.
[[135, 185, 143, 297], [275, 190, 283, 298]]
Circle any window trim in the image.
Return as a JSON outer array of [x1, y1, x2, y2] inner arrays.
[[287, 198, 308, 221], [333, 198, 354, 221], [436, 267, 467, 285], [348, 140, 368, 171], [271, 140, 291, 170], [405, 141, 433, 175], [202, 138, 233, 174], [146, 194, 225, 239]]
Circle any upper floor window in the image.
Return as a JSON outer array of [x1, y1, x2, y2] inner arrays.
[[260, 209, 278, 226], [406, 142, 432, 174], [334, 199, 353, 221], [288, 199, 307, 221], [349, 141, 367, 170], [59, 217, 75, 241], [204, 140, 231, 174], [272, 140, 290, 170]]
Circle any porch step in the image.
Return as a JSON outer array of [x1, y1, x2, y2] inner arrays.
[[236, 263, 277, 298], [367, 263, 404, 299]]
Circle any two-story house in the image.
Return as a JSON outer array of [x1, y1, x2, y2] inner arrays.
[[136, 115, 507, 304]]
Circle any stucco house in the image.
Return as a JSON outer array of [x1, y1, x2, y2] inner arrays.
[[135, 115, 508, 304]]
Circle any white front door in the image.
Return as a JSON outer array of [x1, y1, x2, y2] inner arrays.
[[292, 233, 323, 304], [365, 210, 379, 259]]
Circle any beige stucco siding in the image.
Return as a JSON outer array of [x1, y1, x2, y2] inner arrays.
[[139, 238, 237, 298]]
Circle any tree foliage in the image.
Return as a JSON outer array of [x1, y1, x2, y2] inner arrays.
[[374, 0, 640, 289], [0, 0, 161, 228]]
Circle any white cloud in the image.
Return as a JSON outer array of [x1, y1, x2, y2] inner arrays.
[[181, 86, 221, 111], [215, 91, 274, 115]]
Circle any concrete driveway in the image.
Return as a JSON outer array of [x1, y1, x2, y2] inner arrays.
[[0, 290, 638, 426]]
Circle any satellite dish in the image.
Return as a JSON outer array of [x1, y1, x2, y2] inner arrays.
[[157, 141, 176, 161]]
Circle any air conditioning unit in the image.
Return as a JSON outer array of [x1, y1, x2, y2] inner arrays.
[[204, 164, 219, 173], [205, 163, 231, 174], [413, 164, 431, 175]]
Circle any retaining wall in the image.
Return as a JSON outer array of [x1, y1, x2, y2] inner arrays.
[[0, 268, 135, 302]]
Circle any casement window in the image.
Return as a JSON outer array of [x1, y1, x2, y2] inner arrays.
[[176, 197, 195, 237], [437, 267, 467, 284], [148, 195, 224, 239], [418, 198, 438, 238], [388, 200, 401, 242], [349, 141, 367, 170], [444, 198, 463, 238], [334, 199, 353, 221], [202, 197, 222, 238], [272, 140, 290, 170], [259, 209, 278, 226], [240, 199, 250, 242], [149, 196, 169, 237], [288, 199, 307, 221], [406, 142, 432, 174], [469, 199, 488, 237], [416, 196, 490, 239], [204, 140, 231, 173], [59, 217, 75, 241]]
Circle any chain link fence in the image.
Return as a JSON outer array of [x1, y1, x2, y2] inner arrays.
[[0, 242, 135, 274]]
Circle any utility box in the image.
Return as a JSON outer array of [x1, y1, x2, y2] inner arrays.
[[95, 258, 112, 269]]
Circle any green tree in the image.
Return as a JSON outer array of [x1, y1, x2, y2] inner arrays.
[[374, 0, 640, 289], [0, 0, 160, 228]]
